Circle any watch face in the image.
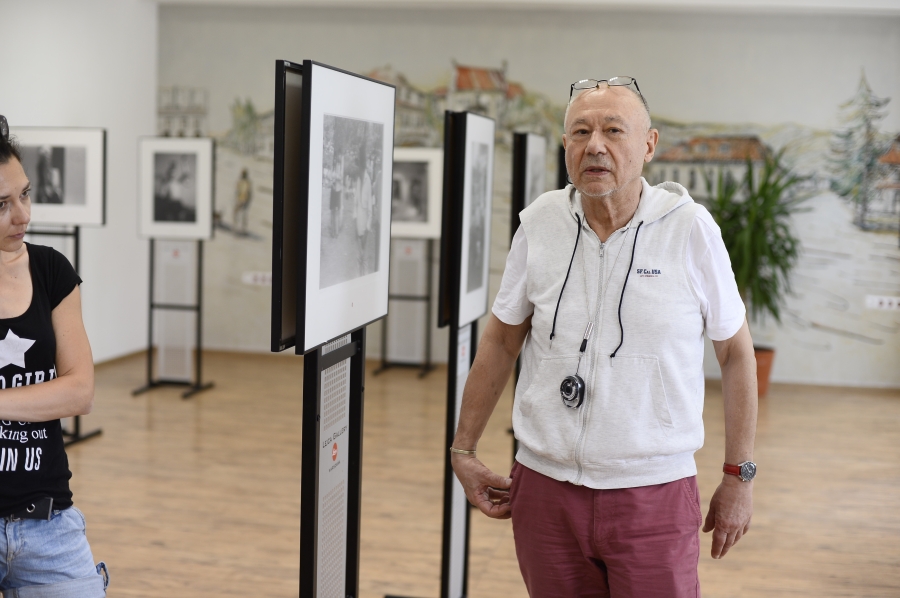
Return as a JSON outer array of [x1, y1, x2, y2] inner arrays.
[[740, 461, 757, 481]]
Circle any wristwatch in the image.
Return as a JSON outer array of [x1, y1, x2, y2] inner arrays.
[[723, 461, 757, 482]]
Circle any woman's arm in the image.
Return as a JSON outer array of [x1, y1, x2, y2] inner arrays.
[[0, 286, 94, 421]]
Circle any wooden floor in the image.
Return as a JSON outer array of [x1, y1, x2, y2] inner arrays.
[[66, 351, 900, 597]]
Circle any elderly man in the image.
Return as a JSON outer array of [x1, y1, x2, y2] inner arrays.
[[450, 78, 757, 597]]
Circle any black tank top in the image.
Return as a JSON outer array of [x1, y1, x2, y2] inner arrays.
[[0, 243, 81, 516]]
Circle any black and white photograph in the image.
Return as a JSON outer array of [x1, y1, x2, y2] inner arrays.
[[19, 145, 86, 205], [139, 137, 214, 239], [297, 61, 396, 353], [319, 115, 384, 289], [153, 153, 197, 223], [9, 127, 106, 225], [466, 141, 489, 293], [391, 147, 443, 239], [457, 112, 495, 328], [392, 161, 427, 222]]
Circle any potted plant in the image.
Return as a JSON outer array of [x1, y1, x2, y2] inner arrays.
[[706, 148, 808, 396]]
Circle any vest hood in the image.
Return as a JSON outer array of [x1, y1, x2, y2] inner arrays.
[[566, 178, 694, 228]]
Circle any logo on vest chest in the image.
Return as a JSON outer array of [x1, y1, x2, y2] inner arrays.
[[635, 268, 662, 278]]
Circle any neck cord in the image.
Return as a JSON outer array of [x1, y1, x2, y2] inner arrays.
[[549, 213, 582, 346], [609, 221, 644, 358]]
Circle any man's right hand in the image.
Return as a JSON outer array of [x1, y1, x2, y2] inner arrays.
[[450, 453, 512, 519]]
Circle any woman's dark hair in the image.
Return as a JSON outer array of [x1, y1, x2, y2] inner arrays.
[[0, 115, 22, 165]]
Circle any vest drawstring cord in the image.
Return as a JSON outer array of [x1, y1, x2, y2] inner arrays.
[[549, 213, 583, 348], [610, 220, 644, 359]]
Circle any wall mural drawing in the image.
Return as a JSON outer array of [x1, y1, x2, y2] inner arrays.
[[160, 63, 898, 386], [829, 72, 898, 233]]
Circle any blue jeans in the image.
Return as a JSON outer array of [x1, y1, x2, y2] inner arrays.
[[0, 507, 108, 597]]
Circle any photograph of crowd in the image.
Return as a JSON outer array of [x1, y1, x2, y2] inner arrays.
[[319, 114, 385, 290]]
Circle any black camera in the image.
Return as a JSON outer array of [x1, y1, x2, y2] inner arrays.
[[560, 375, 585, 409]]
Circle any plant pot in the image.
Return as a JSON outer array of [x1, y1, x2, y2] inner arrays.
[[754, 347, 775, 398]]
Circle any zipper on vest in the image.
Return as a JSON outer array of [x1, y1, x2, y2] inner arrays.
[[573, 240, 605, 485]]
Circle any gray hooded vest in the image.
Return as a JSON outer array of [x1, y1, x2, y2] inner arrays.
[[514, 178, 706, 489]]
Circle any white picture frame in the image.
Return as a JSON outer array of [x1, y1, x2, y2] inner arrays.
[[138, 137, 214, 240], [10, 127, 106, 226], [390, 147, 443, 239], [300, 61, 396, 353], [458, 113, 495, 328]]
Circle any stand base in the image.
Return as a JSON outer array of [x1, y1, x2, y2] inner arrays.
[[372, 361, 436, 379], [61, 415, 102, 447], [132, 380, 215, 400]]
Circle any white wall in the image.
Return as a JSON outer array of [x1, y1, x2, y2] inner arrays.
[[159, 7, 900, 133], [159, 5, 900, 387], [2, 0, 158, 362]]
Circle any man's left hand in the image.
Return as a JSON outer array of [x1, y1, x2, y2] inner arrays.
[[702, 476, 753, 559]]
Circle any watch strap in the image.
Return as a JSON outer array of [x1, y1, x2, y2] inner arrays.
[[723, 463, 742, 477]]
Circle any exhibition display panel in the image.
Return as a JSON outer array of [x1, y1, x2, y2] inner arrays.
[[270, 59, 396, 598], [133, 137, 215, 399], [509, 131, 548, 459], [375, 147, 445, 377], [437, 110, 496, 598]]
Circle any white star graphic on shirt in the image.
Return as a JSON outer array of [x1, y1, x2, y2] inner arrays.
[[0, 330, 36, 369]]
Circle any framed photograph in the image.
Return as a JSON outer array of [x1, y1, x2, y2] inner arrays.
[[511, 132, 548, 238], [10, 127, 106, 226], [294, 61, 396, 353], [390, 147, 443, 239], [458, 113, 495, 328], [557, 143, 568, 189], [138, 137, 214, 240]]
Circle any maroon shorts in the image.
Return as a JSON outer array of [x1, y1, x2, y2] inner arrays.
[[509, 461, 701, 598]]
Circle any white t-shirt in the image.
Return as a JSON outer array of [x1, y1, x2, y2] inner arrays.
[[493, 206, 745, 341]]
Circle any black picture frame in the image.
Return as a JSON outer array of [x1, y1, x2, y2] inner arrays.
[[271, 59, 305, 352], [511, 132, 548, 239], [558, 143, 568, 189], [437, 111, 495, 330]]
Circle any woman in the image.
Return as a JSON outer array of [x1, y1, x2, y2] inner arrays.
[[0, 116, 108, 596]]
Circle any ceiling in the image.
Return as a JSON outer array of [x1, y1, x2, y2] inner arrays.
[[156, 0, 900, 16]]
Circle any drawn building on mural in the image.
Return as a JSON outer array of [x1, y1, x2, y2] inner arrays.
[[442, 61, 510, 123], [367, 66, 436, 147], [646, 135, 768, 202], [158, 86, 209, 137], [874, 135, 900, 232]]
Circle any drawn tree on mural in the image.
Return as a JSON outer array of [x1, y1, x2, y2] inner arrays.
[[829, 72, 891, 230], [226, 98, 262, 155]]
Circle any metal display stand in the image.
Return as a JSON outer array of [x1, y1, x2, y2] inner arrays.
[[132, 238, 213, 399], [300, 328, 367, 598], [373, 237, 436, 378], [509, 133, 529, 461], [269, 58, 398, 598], [387, 110, 493, 598], [27, 226, 102, 446]]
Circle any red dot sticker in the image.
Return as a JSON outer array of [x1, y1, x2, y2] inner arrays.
[[332, 443, 338, 461]]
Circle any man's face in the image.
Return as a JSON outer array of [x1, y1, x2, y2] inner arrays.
[[563, 86, 658, 200]]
